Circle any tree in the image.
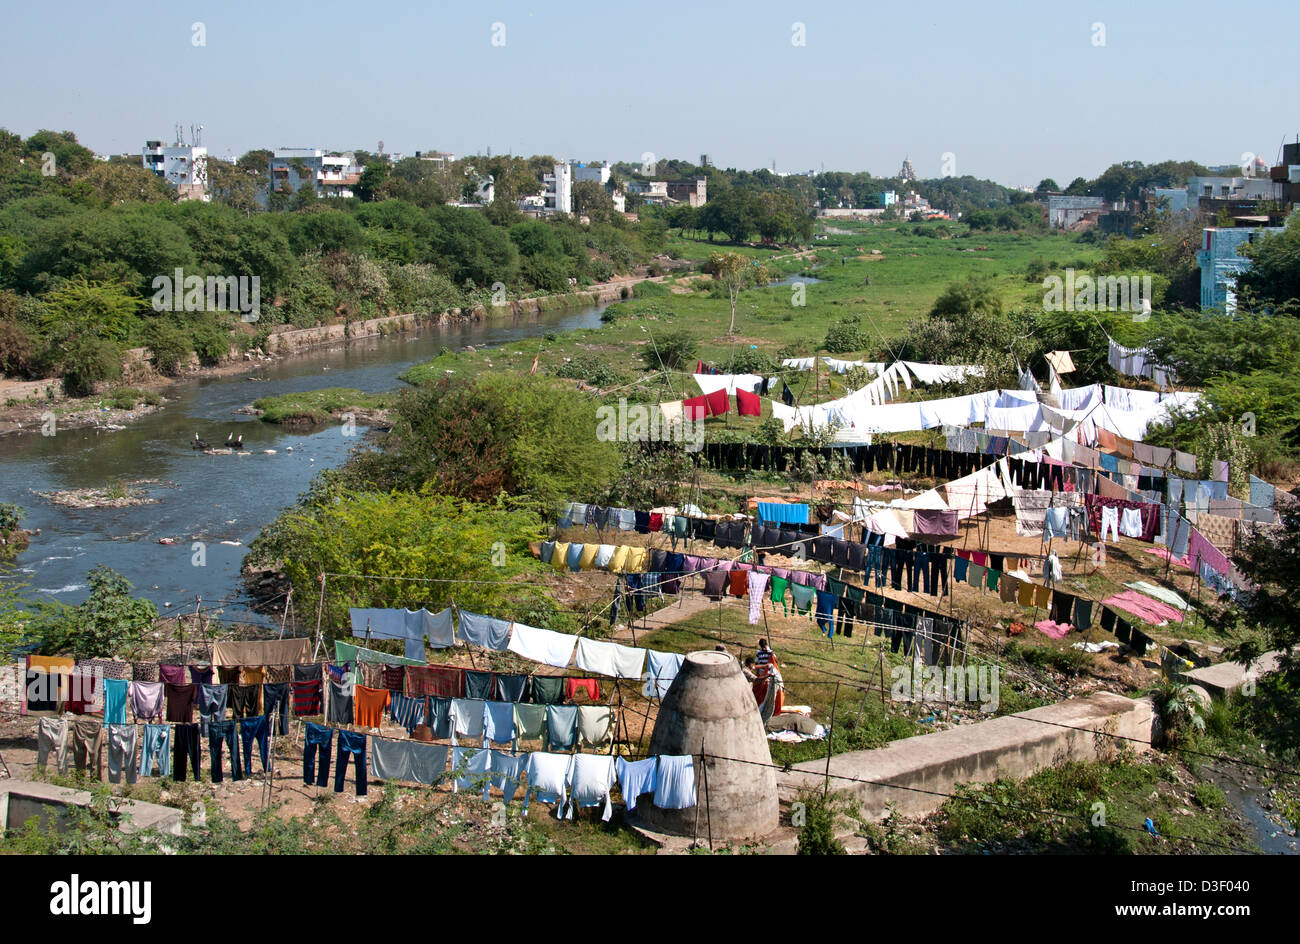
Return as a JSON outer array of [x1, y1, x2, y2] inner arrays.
[[709, 250, 769, 334], [207, 158, 261, 214], [248, 489, 553, 643], [1238, 216, 1300, 308], [929, 276, 1003, 319], [33, 565, 158, 657], [40, 277, 142, 345], [356, 163, 391, 202], [572, 180, 615, 223], [346, 373, 622, 506], [1212, 504, 1300, 756], [1035, 178, 1060, 193]]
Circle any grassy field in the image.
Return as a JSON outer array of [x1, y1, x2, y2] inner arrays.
[[398, 221, 1099, 415]]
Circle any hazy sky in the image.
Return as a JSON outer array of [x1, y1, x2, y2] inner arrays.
[[3, 0, 1297, 187]]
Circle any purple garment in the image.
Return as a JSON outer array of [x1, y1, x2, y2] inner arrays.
[[189, 665, 213, 686], [913, 508, 959, 537], [809, 572, 827, 591], [791, 570, 812, 586], [159, 664, 186, 685], [683, 555, 702, 574], [734, 561, 753, 572], [130, 681, 164, 721], [771, 567, 789, 580]]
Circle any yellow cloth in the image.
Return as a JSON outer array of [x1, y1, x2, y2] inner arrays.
[[625, 546, 648, 573], [1017, 581, 1034, 608], [1033, 585, 1051, 608], [610, 545, 630, 573], [578, 543, 599, 571], [551, 541, 570, 572], [27, 655, 75, 673], [241, 666, 265, 685]]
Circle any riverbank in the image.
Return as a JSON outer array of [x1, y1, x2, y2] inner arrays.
[[0, 271, 684, 439]]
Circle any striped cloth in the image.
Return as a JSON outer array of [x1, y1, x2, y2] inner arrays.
[[391, 693, 426, 733], [291, 679, 322, 716]]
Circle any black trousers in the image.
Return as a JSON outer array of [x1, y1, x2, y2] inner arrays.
[[173, 723, 201, 782]]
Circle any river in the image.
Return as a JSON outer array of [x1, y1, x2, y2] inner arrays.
[[0, 303, 607, 624]]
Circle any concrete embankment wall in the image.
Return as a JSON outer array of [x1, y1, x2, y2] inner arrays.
[[778, 691, 1157, 821]]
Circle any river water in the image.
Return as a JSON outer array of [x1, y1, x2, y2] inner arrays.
[[0, 304, 606, 623]]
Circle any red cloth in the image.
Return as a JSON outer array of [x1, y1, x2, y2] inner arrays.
[[705, 388, 730, 416], [65, 673, 99, 714], [735, 388, 761, 417], [683, 396, 708, 420], [406, 665, 464, 698], [728, 570, 749, 596], [648, 512, 664, 532], [564, 677, 600, 702]]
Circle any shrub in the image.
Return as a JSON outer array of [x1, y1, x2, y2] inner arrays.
[[190, 321, 231, 366], [824, 316, 870, 355], [0, 318, 38, 378], [726, 346, 778, 375], [145, 321, 192, 376], [794, 787, 858, 855], [61, 337, 121, 397], [640, 330, 698, 372], [0, 502, 23, 532], [553, 352, 624, 387], [632, 279, 670, 298]]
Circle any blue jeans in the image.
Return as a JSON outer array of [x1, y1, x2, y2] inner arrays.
[[335, 730, 368, 796], [240, 715, 270, 773], [140, 724, 171, 777], [209, 720, 243, 783], [303, 723, 332, 786]]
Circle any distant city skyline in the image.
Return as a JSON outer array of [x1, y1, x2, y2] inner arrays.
[[2, 0, 1297, 189]]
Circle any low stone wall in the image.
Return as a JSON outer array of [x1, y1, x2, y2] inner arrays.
[[778, 691, 1156, 821]]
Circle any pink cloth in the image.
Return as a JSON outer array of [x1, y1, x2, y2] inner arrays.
[[1187, 527, 1232, 579], [1145, 547, 1191, 568], [1102, 590, 1183, 625], [1035, 620, 1071, 639]]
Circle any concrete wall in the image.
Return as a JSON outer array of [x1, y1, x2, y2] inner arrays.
[[0, 780, 184, 837], [778, 691, 1156, 821]]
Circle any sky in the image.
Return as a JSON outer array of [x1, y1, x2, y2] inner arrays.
[[2, 0, 1298, 188]]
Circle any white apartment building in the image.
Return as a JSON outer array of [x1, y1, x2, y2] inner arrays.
[[572, 161, 612, 185], [141, 140, 209, 201], [540, 162, 572, 214]]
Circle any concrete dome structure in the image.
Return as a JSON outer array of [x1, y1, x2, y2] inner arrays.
[[630, 650, 778, 841]]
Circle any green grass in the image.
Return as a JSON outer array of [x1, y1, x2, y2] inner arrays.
[[102, 387, 163, 410], [931, 754, 1259, 854], [630, 596, 922, 764], [397, 223, 1098, 418], [252, 387, 396, 425]]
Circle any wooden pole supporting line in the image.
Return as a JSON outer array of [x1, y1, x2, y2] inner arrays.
[[701, 736, 713, 852], [823, 681, 840, 798], [312, 573, 328, 662]]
